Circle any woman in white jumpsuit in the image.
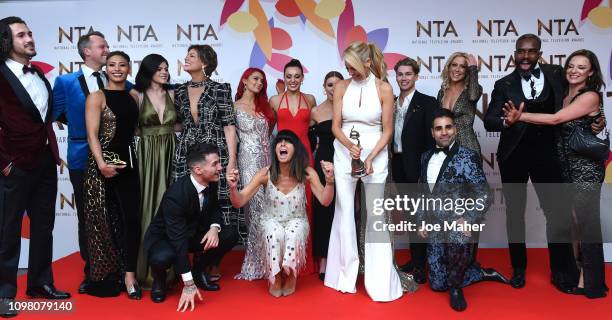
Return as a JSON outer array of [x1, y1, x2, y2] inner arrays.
[[324, 41, 417, 302]]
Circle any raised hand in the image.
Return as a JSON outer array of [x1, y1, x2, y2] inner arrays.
[[227, 168, 239, 189], [467, 54, 477, 67], [502, 100, 524, 126], [320, 160, 334, 183]]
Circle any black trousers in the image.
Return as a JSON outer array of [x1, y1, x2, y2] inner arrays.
[[498, 139, 576, 276], [148, 228, 239, 277], [69, 169, 89, 278], [391, 154, 426, 269], [0, 148, 56, 298]]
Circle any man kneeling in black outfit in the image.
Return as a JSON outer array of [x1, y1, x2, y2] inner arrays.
[[143, 143, 238, 310]]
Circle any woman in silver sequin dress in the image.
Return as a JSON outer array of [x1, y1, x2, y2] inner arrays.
[[228, 130, 335, 297], [234, 68, 275, 280]]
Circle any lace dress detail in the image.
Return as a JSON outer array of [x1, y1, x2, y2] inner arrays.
[[235, 108, 271, 280]]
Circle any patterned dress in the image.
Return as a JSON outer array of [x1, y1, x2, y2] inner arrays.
[[556, 92, 607, 298], [437, 65, 482, 155], [172, 79, 239, 234], [235, 108, 271, 280], [261, 178, 309, 282]]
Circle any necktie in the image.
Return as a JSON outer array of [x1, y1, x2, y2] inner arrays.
[[200, 189, 208, 211], [434, 146, 450, 155], [92, 71, 105, 90], [22, 65, 36, 74]]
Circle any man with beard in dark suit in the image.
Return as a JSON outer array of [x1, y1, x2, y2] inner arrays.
[[484, 33, 604, 292], [0, 16, 70, 318], [390, 57, 438, 283]]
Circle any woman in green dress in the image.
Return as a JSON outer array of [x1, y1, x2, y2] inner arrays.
[[133, 54, 178, 286]]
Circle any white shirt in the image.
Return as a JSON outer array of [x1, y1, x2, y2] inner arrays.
[[81, 64, 107, 92], [426, 141, 455, 191], [183, 174, 221, 282], [5, 58, 49, 119], [393, 90, 415, 153], [520, 64, 544, 100]]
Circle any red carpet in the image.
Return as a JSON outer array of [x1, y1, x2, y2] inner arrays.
[[15, 249, 611, 319]]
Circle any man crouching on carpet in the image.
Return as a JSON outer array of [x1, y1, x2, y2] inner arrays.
[[416, 109, 509, 312], [143, 143, 238, 311]]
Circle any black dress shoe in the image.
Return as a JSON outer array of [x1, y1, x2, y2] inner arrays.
[[550, 273, 575, 294], [510, 269, 525, 289], [126, 282, 142, 300], [194, 273, 220, 291], [78, 278, 90, 294], [1, 298, 18, 318], [26, 284, 71, 299], [319, 273, 325, 281], [411, 267, 427, 284], [480, 268, 509, 284], [449, 288, 467, 312], [151, 276, 167, 303]]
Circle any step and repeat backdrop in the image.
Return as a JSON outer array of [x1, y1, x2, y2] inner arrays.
[[1, 0, 611, 266]]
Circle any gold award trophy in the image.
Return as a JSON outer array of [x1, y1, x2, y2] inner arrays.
[[349, 126, 367, 177]]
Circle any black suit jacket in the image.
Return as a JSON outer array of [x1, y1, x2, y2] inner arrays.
[[395, 90, 438, 182], [143, 175, 222, 274], [0, 61, 59, 170], [484, 64, 564, 162]]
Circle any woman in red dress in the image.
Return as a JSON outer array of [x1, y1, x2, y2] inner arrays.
[[269, 59, 317, 274]]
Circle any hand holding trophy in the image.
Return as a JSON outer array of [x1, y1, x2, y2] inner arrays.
[[349, 126, 367, 177]]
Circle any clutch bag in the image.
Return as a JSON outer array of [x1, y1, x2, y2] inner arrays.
[[568, 125, 610, 161], [102, 151, 127, 165]]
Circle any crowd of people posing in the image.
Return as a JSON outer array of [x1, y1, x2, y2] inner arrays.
[[0, 15, 608, 318]]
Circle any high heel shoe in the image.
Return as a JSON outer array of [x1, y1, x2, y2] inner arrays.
[[126, 281, 142, 300], [282, 274, 297, 296], [269, 274, 282, 297]]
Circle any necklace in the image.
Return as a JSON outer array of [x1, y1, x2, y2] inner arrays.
[[189, 80, 205, 88]]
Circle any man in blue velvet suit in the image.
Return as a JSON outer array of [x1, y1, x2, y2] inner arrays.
[[52, 31, 109, 294], [417, 109, 507, 312]]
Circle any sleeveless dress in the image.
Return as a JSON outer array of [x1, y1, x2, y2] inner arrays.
[[275, 92, 315, 274], [83, 89, 140, 294], [324, 73, 416, 302], [261, 177, 309, 282], [235, 108, 271, 280], [312, 120, 335, 257], [557, 91, 607, 298], [135, 92, 177, 286]]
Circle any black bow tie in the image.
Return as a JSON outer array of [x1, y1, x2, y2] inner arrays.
[[521, 68, 540, 81], [22, 65, 36, 74], [434, 146, 450, 155]]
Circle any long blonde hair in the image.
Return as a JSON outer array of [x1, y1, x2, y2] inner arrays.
[[441, 52, 471, 92], [343, 41, 387, 82]]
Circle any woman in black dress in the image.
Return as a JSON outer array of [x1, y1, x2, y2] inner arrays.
[[310, 71, 343, 280], [84, 51, 142, 298], [504, 49, 608, 298]]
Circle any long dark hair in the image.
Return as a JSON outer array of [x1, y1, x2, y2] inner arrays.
[[235, 67, 275, 127], [269, 130, 308, 184], [134, 53, 171, 92], [564, 49, 605, 95]]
